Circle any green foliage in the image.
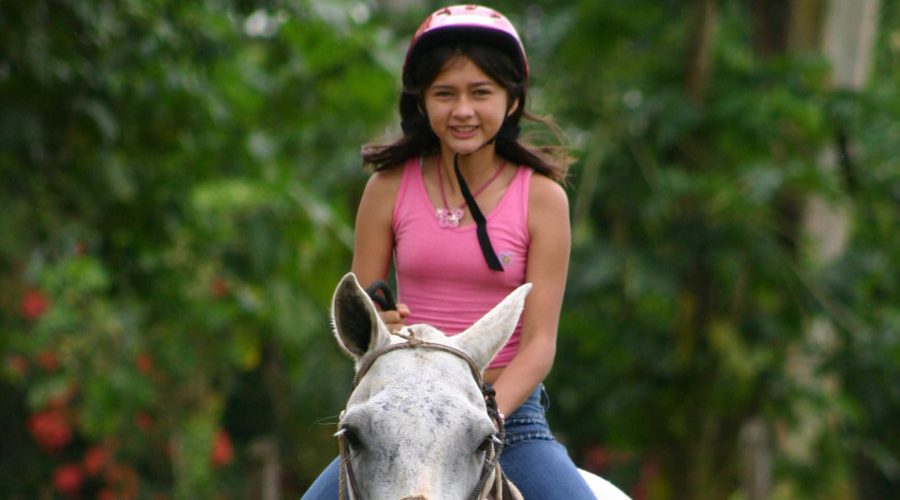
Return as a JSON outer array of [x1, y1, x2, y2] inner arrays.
[[1, 0, 395, 496], [534, 1, 900, 498], [2, 0, 898, 498]]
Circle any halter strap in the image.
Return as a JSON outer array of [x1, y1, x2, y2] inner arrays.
[[351, 329, 484, 390]]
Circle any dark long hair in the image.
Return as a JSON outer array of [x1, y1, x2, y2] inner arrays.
[[361, 43, 571, 184]]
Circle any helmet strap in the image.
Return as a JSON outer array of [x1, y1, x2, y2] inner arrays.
[[453, 153, 504, 271]]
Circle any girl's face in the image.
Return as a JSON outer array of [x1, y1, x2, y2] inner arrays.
[[423, 55, 516, 157]]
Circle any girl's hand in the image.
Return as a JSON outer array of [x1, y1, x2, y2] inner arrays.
[[381, 303, 410, 332]]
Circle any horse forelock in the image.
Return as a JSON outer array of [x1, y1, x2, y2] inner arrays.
[[349, 343, 485, 409]]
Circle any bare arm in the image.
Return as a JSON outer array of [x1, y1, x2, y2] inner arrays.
[[350, 168, 409, 329], [490, 174, 571, 416]]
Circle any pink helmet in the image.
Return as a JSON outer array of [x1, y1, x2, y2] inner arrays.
[[402, 5, 528, 85]]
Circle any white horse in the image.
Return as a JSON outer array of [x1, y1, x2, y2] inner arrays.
[[330, 273, 629, 500]]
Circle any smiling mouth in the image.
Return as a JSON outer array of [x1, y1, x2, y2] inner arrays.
[[450, 125, 478, 135]]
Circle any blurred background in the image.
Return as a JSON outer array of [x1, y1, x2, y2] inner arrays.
[[1, 0, 898, 498]]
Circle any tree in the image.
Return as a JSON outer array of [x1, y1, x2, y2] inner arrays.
[[0, 0, 397, 496], [537, 0, 900, 497]]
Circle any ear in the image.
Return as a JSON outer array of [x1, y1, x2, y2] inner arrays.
[[449, 283, 532, 371], [331, 273, 391, 362], [506, 97, 520, 117]]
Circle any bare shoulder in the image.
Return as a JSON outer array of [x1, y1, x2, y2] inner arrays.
[[528, 172, 570, 225], [359, 166, 405, 213], [364, 165, 405, 196]]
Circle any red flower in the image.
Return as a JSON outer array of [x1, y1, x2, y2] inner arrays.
[[21, 289, 50, 320], [211, 429, 234, 468], [53, 463, 83, 495], [632, 455, 660, 500], [583, 444, 611, 471], [103, 464, 139, 497], [209, 278, 230, 298], [97, 489, 117, 500], [83, 445, 110, 476], [28, 410, 72, 452], [36, 350, 61, 372], [134, 412, 154, 433], [135, 353, 154, 375], [4, 354, 29, 376]]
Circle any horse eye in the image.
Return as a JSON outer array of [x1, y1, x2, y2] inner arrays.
[[339, 425, 364, 449], [476, 436, 493, 453]]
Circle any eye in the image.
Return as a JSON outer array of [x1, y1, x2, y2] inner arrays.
[[475, 435, 495, 454], [429, 89, 453, 99], [337, 425, 364, 450]]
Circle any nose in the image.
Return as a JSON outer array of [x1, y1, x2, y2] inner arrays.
[[451, 96, 474, 118]]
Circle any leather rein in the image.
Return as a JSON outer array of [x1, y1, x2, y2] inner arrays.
[[336, 329, 518, 500]]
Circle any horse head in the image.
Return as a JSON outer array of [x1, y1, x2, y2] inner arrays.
[[330, 273, 530, 500]]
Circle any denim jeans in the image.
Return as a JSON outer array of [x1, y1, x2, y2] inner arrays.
[[301, 384, 595, 499]]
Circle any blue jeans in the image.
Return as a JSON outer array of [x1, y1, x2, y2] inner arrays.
[[301, 385, 594, 499]]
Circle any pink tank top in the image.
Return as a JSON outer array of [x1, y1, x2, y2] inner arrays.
[[393, 157, 532, 369]]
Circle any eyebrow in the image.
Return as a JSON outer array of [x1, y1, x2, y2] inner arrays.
[[429, 81, 497, 90]]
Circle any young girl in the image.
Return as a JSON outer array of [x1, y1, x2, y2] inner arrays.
[[304, 5, 594, 498]]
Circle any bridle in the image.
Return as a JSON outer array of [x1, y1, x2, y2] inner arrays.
[[336, 329, 520, 500]]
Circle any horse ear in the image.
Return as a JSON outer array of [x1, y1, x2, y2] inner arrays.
[[450, 283, 532, 370], [331, 273, 391, 361]]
